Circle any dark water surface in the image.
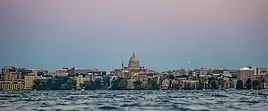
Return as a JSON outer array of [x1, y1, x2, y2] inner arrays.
[[1, 90, 268, 111]]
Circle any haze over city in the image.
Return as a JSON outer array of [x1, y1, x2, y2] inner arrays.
[[1, 0, 268, 71]]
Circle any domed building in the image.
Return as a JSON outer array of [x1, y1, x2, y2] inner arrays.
[[109, 52, 162, 90], [110, 52, 158, 79], [128, 52, 140, 69]]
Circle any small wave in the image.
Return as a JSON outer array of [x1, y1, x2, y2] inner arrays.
[[169, 105, 190, 111], [98, 105, 120, 110], [258, 92, 268, 96], [87, 95, 99, 98], [103, 95, 116, 98], [0, 105, 7, 108], [55, 102, 68, 106], [162, 99, 170, 103], [239, 100, 260, 104], [217, 101, 226, 104], [32, 108, 48, 111], [225, 104, 241, 109], [120, 103, 140, 107], [63, 97, 75, 101], [39, 102, 53, 107], [0, 98, 8, 100], [20, 98, 42, 102], [212, 94, 228, 97], [0, 94, 18, 98]]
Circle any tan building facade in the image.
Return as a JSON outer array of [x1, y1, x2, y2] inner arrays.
[[1, 66, 22, 81], [24, 75, 37, 89], [73, 75, 90, 89], [1, 66, 25, 90], [0, 81, 24, 90]]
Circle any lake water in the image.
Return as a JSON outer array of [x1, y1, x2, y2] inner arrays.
[[1, 90, 268, 111]]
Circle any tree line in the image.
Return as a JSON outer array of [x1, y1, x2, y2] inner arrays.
[[32, 76, 266, 90]]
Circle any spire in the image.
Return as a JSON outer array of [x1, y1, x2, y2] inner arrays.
[[133, 52, 135, 56]]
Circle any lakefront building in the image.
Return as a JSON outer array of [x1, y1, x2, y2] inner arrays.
[[0, 66, 24, 90], [24, 74, 38, 89], [110, 52, 158, 79], [0, 81, 24, 90], [253, 67, 268, 75], [237, 67, 254, 87], [74, 75, 91, 89]]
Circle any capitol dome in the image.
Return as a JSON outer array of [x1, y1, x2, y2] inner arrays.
[[129, 52, 138, 62], [128, 52, 140, 68]]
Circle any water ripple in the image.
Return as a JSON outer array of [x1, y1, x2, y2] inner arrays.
[[1, 90, 268, 111]]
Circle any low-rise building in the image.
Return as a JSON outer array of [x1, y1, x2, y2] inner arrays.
[[237, 67, 254, 87], [73, 75, 90, 89], [1, 66, 25, 90], [24, 74, 38, 89], [254, 67, 268, 75], [0, 81, 24, 90], [54, 68, 69, 76], [167, 69, 187, 77]]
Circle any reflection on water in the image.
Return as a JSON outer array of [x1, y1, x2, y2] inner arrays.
[[1, 90, 268, 111]]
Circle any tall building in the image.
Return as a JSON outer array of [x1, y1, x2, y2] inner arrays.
[[0, 66, 25, 90], [24, 73, 38, 89], [1, 66, 24, 81], [253, 68, 268, 75], [237, 67, 254, 87], [1, 66, 17, 81]]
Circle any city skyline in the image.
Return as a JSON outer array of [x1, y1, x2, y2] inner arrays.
[[1, 0, 268, 71], [0, 53, 266, 72]]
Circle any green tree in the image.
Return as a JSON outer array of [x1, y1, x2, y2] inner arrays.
[[61, 79, 76, 90], [33, 79, 48, 90], [148, 78, 160, 90], [50, 76, 69, 90], [171, 83, 181, 90], [83, 81, 94, 90], [32, 79, 41, 90], [182, 83, 190, 90], [236, 80, 244, 89], [111, 78, 119, 90], [198, 78, 207, 90], [168, 75, 175, 79], [105, 76, 111, 89], [93, 78, 102, 90], [211, 80, 218, 89], [33, 77, 76, 90], [245, 78, 252, 89], [252, 80, 260, 90], [37, 71, 45, 76], [261, 78, 265, 89], [118, 78, 127, 90], [218, 78, 225, 90], [133, 79, 142, 90]]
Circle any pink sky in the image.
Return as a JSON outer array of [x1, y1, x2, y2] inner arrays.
[[0, 0, 268, 70]]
